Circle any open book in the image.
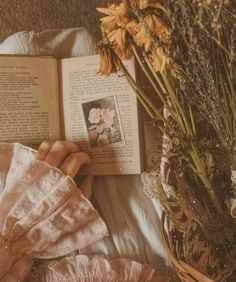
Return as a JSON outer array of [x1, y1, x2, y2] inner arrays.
[[0, 55, 144, 175]]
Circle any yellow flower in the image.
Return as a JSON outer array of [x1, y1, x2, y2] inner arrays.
[[97, 3, 128, 34], [106, 27, 132, 59], [107, 28, 126, 50], [99, 44, 120, 75], [114, 44, 133, 60], [127, 0, 167, 12], [126, 16, 169, 52], [97, 3, 132, 59], [133, 23, 152, 52], [128, 0, 149, 10], [125, 20, 138, 36], [144, 14, 169, 41], [149, 47, 169, 72]]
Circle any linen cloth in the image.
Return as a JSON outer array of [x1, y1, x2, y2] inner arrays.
[[0, 142, 108, 281], [29, 256, 159, 282], [0, 28, 171, 279]]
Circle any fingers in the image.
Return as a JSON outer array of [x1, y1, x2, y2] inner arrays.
[[45, 141, 79, 167], [36, 141, 92, 193], [36, 141, 53, 161], [80, 175, 93, 199], [59, 152, 91, 178], [36, 141, 79, 167]]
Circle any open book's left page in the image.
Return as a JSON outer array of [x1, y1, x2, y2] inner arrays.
[[0, 56, 61, 146]]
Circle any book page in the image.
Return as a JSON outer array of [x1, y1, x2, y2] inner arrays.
[[60, 55, 141, 175], [0, 56, 61, 146]]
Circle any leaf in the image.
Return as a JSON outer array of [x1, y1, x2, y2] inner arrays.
[[96, 6, 116, 15]]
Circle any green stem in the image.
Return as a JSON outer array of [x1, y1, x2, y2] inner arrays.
[[131, 44, 172, 113], [131, 46, 188, 138], [142, 52, 168, 94], [188, 144, 223, 214], [118, 59, 181, 137], [118, 52, 223, 215], [161, 72, 193, 139]]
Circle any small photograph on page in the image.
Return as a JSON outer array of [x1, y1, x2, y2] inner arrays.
[[82, 95, 124, 149]]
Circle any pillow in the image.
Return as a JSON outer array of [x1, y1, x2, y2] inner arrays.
[[0, 28, 97, 58]]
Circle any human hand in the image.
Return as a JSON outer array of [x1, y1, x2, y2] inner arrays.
[[36, 141, 93, 199]]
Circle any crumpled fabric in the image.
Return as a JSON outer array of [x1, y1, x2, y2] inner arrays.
[[0, 142, 108, 281], [0, 28, 96, 58], [29, 255, 157, 282], [0, 27, 169, 280], [0, 142, 160, 282]]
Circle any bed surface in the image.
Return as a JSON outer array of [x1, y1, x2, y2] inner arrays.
[[0, 27, 172, 280]]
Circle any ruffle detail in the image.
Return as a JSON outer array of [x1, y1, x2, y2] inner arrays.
[[0, 143, 14, 193], [0, 142, 108, 280], [29, 255, 156, 282]]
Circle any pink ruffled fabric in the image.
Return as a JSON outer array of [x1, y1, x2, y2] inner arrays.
[[0, 142, 161, 281], [29, 255, 156, 282], [0, 142, 108, 281]]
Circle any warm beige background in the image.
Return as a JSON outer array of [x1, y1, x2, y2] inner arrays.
[[0, 0, 116, 42]]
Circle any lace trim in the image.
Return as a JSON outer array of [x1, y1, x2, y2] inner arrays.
[[141, 171, 161, 199]]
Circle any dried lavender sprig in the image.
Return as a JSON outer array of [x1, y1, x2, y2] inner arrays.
[[129, 42, 224, 214], [166, 0, 236, 168]]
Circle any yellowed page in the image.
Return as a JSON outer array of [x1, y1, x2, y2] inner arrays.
[[0, 56, 61, 146], [60, 55, 141, 175]]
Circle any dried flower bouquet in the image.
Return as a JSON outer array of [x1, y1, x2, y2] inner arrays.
[[97, 0, 236, 281]]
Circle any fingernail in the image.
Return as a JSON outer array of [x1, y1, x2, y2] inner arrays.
[[39, 141, 51, 149]]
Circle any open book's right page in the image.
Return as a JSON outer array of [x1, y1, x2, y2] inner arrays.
[[60, 55, 142, 175]]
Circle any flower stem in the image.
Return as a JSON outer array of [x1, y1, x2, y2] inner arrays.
[[132, 48, 223, 214], [116, 50, 223, 215]]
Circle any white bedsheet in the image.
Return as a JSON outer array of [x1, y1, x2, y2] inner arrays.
[[0, 28, 172, 280]]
